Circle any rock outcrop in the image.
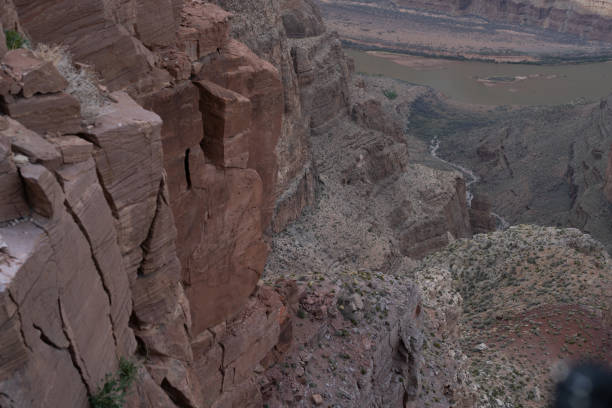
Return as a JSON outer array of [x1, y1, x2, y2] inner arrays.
[[0, 2, 290, 406], [0, 1, 483, 407], [318, 0, 612, 62], [409, 91, 612, 252], [392, 0, 612, 42], [211, 0, 351, 232]]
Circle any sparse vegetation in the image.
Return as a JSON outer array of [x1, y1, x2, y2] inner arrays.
[[33, 44, 110, 122], [382, 89, 398, 100], [4, 29, 28, 50], [89, 358, 137, 408]]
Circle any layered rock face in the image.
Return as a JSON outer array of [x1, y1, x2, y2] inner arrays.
[[392, 0, 612, 42], [0, 1, 482, 407], [0, 1, 292, 406], [210, 0, 351, 232], [409, 91, 612, 252]]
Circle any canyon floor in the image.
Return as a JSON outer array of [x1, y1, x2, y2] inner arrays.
[[316, 0, 612, 62]]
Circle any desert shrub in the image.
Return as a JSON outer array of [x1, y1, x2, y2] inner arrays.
[[383, 89, 398, 100], [89, 358, 137, 408], [34, 44, 110, 122], [5, 30, 28, 50]]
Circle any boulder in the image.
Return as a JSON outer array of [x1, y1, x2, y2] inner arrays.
[[2, 117, 61, 169], [1, 92, 82, 136], [1, 49, 68, 98], [50, 136, 93, 164]]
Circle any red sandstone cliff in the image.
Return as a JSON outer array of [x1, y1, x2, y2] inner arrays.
[[0, 0, 475, 406], [0, 1, 291, 406]]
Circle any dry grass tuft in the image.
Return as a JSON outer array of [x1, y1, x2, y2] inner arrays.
[[33, 44, 111, 123]]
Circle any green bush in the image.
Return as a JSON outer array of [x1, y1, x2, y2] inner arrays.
[[89, 358, 137, 408], [4, 30, 28, 50], [383, 89, 398, 100]]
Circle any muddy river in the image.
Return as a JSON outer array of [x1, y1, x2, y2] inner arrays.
[[346, 49, 612, 105]]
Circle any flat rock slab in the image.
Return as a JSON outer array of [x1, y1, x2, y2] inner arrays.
[[1, 49, 68, 98]]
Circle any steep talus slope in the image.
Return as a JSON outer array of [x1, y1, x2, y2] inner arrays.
[[417, 225, 612, 407], [260, 77, 480, 406]]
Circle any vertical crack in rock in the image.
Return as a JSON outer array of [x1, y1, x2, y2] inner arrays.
[[160, 378, 194, 408], [58, 299, 92, 395], [6, 292, 33, 353], [62, 201, 119, 349], [218, 340, 226, 386], [92, 163, 120, 220], [184, 148, 192, 190], [32, 324, 63, 350], [135, 179, 165, 279]]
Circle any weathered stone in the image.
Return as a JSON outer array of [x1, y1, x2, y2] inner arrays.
[[0, 163, 118, 405], [0, 69, 21, 98], [50, 136, 93, 164], [131, 178, 183, 324], [604, 144, 612, 203], [221, 287, 283, 386], [281, 0, 325, 39], [137, 81, 203, 200], [182, 153, 268, 334], [87, 91, 163, 272], [270, 165, 316, 233], [194, 343, 224, 406], [158, 49, 192, 81], [55, 159, 136, 356], [0, 23, 6, 59], [126, 366, 177, 408], [196, 38, 283, 228], [134, 0, 179, 48], [178, 3, 231, 60], [1, 92, 82, 136], [12, 0, 164, 92], [19, 164, 63, 218], [289, 33, 351, 130], [194, 80, 251, 168], [211, 377, 262, 408], [351, 99, 403, 140], [0, 291, 28, 382], [150, 358, 203, 408], [0, 129, 28, 222], [2, 117, 61, 169], [1, 49, 68, 98], [469, 194, 496, 234]]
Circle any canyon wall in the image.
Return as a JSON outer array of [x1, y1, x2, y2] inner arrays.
[[0, 1, 299, 406], [392, 0, 612, 42], [0, 0, 477, 406]]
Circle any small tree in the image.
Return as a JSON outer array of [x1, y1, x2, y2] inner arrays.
[[89, 358, 137, 408]]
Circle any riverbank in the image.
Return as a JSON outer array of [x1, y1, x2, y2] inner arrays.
[[342, 40, 612, 65], [346, 48, 612, 106]]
